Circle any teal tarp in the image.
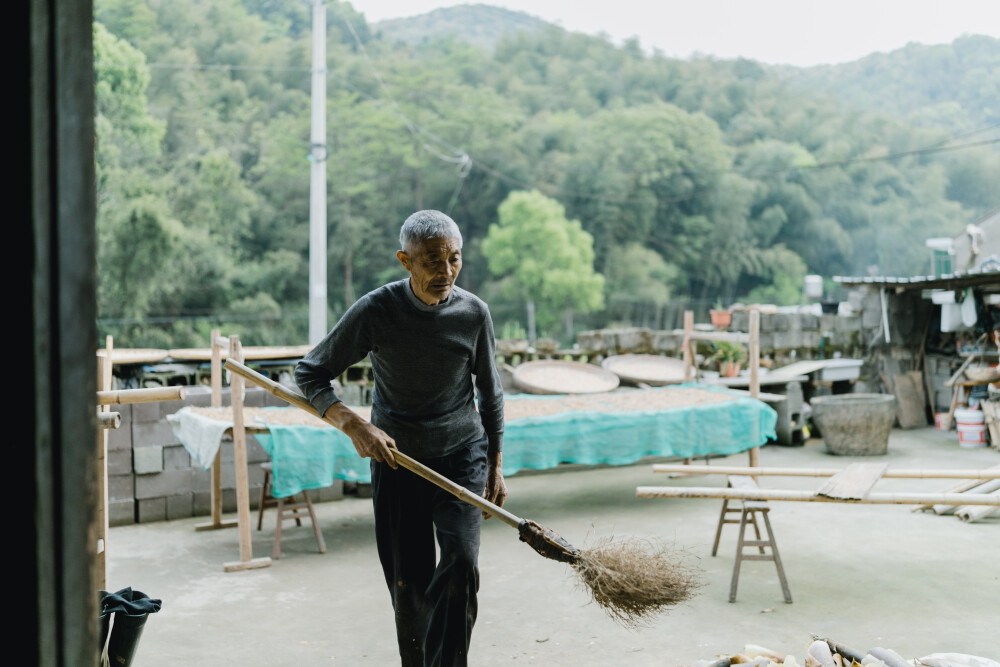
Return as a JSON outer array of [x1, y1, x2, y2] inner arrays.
[[253, 384, 776, 497]]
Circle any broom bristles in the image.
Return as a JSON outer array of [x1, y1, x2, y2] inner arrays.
[[570, 535, 704, 629]]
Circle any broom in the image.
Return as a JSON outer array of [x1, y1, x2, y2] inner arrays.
[[225, 358, 702, 628]]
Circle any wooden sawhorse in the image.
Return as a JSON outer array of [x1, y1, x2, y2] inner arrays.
[[711, 475, 792, 604]]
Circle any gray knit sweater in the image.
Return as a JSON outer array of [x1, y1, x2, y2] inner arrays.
[[294, 279, 505, 458]]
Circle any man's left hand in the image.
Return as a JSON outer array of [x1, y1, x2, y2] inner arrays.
[[483, 451, 507, 520]]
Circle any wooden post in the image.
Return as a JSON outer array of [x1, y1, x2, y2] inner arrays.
[[196, 329, 235, 532], [223, 335, 271, 572], [748, 309, 760, 469], [95, 335, 113, 590], [682, 310, 694, 382]]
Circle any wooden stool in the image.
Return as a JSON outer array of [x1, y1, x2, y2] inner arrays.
[[712, 475, 792, 604], [257, 462, 326, 559]]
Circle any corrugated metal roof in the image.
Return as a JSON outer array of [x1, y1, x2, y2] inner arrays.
[[833, 267, 1000, 290]]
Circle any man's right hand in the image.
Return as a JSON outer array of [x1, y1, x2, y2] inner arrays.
[[323, 403, 398, 468]]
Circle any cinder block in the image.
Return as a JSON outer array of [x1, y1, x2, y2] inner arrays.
[[848, 290, 865, 310], [193, 487, 237, 514], [108, 473, 135, 499], [132, 420, 180, 447], [244, 387, 267, 408], [166, 493, 194, 520], [818, 315, 837, 332], [191, 466, 211, 493], [759, 314, 776, 332], [835, 315, 862, 332], [316, 480, 345, 502], [651, 330, 682, 352], [799, 314, 818, 330], [730, 311, 750, 332], [183, 385, 213, 407], [133, 446, 163, 475], [801, 331, 821, 348], [108, 499, 135, 526], [163, 444, 191, 470], [135, 469, 193, 499], [131, 401, 161, 424], [861, 306, 882, 329], [159, 398, 188, 420], [107, 447, 133, 476], [137, 497, 167, 523], [106, 419, 133, 451], [263, 391, 287, 408]]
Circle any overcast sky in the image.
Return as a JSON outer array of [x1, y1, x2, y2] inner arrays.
[[354, 0, 1000, 67]]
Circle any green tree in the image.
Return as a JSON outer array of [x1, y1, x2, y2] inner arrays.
[[481, 190, 604, 342]]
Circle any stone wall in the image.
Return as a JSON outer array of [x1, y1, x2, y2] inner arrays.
[[105, 385, 346, 526]]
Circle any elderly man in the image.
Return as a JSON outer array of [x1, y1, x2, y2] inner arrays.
[[294, 210, 507, 667]]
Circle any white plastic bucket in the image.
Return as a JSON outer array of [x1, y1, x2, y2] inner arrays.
[[955, 408, 987, 447]]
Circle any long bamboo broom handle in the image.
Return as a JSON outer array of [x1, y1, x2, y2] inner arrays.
[[224, 359, 524, 530]]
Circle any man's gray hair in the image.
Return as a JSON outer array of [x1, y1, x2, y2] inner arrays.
[[399, 210, 463, 251]]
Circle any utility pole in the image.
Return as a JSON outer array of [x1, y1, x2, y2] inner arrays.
[[308, 0, 328, 344]]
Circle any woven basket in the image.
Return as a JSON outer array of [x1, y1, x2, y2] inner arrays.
[[512, 360, 620, 395], [601, 354, 686, 386], [964, 366, 1000, 383]]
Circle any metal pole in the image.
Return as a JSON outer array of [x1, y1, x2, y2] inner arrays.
[[308, 0, 328, 344]]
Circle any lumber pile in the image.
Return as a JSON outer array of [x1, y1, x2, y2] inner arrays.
[[692, 635, 998, 667], [911, 465, 1000, 523]]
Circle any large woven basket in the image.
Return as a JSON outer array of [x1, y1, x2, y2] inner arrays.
[[512, 360, 620, 395], [601, 354, 686, 386], [964, 365, 1000, 383]]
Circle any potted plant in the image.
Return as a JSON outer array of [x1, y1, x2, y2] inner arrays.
[[709, 341, 747, 377], [709, 299, 732, 328]]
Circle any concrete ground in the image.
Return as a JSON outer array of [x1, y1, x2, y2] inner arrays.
[[106, 426, 1000, 666]]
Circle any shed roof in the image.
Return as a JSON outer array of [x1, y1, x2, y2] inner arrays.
[[833, 267, 1000, 291]]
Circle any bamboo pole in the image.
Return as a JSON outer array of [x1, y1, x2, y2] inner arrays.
[[96, 411, 121, 430], [651, 464, 1000, 479], [95, 336, 113, 590], [223, 335, 271, 572], [97, 386, 185, 405], [635, 486, 1000, 505], [682, 310, 694, 382], [196, 328, 235, 532], [748, 309, 760, 469]]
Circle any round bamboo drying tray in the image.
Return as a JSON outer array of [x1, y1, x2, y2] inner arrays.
[[512, 360, 620, 395], [601, 354, 686, 386]]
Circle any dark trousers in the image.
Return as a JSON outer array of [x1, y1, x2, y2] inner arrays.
[[370, 438, 487, 667]]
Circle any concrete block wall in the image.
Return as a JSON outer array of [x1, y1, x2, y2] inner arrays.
[[575, 289, 948, 427], [106, 385, 346, 526]]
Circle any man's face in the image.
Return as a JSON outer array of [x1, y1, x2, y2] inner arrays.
[[397, 236, 463, 306]]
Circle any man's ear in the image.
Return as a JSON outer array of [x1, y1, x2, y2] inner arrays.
[[396, 250, 411, 271]]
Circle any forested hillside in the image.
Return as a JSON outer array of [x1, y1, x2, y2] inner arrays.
[[93, 0, 1000, 348]]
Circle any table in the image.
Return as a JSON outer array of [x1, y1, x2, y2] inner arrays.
[[169, 384, 777, 498]]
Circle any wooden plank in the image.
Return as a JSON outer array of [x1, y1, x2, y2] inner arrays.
[[981, 400, 1000, 450], [636, 486, 1000, 505], [727, 475, 767, 508], [893, 372, 928, 428], [653, 463, 1000, 480], [816, 462, 888, 500]]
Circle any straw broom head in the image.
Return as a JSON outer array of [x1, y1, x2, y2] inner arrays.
[[518, 520, 703, 629], [570, 535, 704, 629]]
